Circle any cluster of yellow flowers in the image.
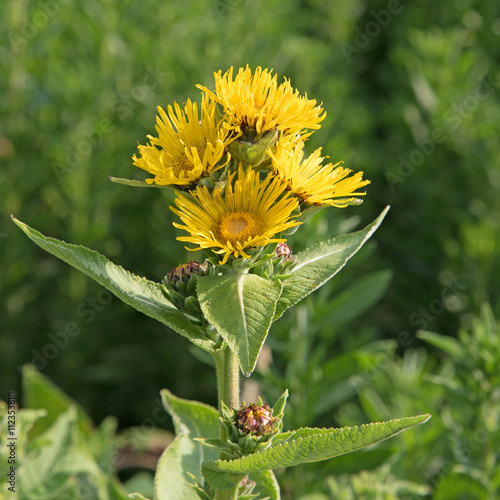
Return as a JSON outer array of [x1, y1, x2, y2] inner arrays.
[[133, 66, 370, 264]]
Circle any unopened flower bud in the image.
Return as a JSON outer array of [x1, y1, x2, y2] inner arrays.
[[227, 129, 279, 168], [235, 403, 276, 436], [275, 242, 295, 261], [163, 261, 209, 317], [165, 260, 208, 285]]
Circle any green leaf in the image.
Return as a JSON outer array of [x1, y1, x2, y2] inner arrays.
[[249, 470, 280, 500], [202, 414, 430, 489], [109, 177, 171, 188], [416, 330, 465, 360], [313, 269, 393, 330], [129, 493, 152, 500], [154, 390, 219, 499], [275, 206, 389, 319], [18, 406, 117, 499], [197, 272, 283, 374], [160, 389, 219, 444], [432, 470, 488, 500], [311, 341, 397, 418], [154, 431, 200, 500], [117, 427, 173, 456], [0, 402, 46, 483], [296, 494, 328, 500], [1, 368, 130, 500], [194, 438, 233, 454], [22, 364, 93, 438], [12, 217, 218, 353]]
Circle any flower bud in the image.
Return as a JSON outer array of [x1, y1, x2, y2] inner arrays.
[[271, 242, 296, 276], [234, 403, 276, 436], [197, 176, 215, 190], [227, 129, 278, 168], [165, 260, 208, 285], [163, 261, 208, 318], [211, 394, 287, 458], [275, 242, 295, 261]]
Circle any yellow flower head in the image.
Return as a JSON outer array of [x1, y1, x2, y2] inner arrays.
[[133, 95, 232, 186], [197, 66, 325, 137], [171, 167, 301, 264], [269, 138, 370, 207]]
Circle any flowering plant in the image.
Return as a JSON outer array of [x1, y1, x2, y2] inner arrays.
[[13, 66, 429, 499]]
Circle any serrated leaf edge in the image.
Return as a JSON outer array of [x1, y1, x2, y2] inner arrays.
[[203, 414, 431, 477]]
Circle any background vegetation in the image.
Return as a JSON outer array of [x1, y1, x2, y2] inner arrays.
[[1, 0, 499, 498]]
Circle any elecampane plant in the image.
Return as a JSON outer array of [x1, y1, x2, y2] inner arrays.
[[13, 66, 429, 500]]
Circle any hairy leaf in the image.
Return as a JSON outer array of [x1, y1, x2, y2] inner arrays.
[[202, 414, 430, 489], [109, 177, 170, 188], [22, 364, 93, 438], [275, 207, 389, 319], [197, 272, 282, 374], [249, 470, 281, 500], [154, 390, 219, 499], [12, 217, 217, 352], [154, 431, 200, 500]]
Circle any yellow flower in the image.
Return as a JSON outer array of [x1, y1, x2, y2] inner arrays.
[[197, 66, 325, 137], [133, 95, 232, 186], [269, 138, 370, 207], [171, 167, 301, 264]]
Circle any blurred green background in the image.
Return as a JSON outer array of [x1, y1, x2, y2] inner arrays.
[[1, 0, 500, 498]]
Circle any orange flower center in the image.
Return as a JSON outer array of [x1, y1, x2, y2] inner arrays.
[[218, 212, 261, 245]]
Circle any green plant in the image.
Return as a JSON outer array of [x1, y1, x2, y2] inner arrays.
[[0, 366, 130, 500], [11, 66, 429, 499], [347, 304, 500, 500]]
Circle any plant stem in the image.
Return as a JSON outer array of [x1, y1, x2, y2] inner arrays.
[[213, 347, 241, 500], [214, 347, 240, 444]]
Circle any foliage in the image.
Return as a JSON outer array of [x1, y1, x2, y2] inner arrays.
[[0, 366, 133, 500], [13, 187, 428, 497], [1, 0, 500, 498], [2, 0, 499, 422], [339, 304, 500, 500]]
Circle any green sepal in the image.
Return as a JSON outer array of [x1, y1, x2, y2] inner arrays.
[[168, 289, 187, 309], [187, 274, 199, 296], [185, 296, 202, 313], [228, 129, 278, 168], [220, 400, 234, 420], [197, 176, 216, 190], [272, 390, 288, 420], [252, 261, 274, 280], [194, 438, 235, 454], [238, 433, 259, 453], [175, 280, 188, 294]]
